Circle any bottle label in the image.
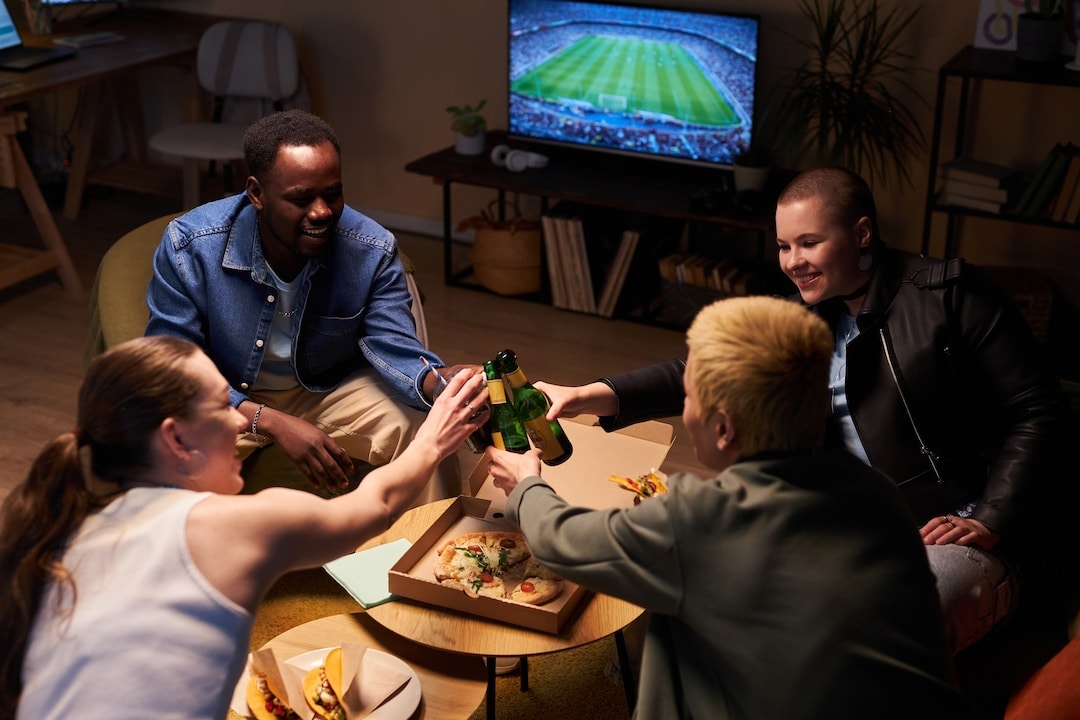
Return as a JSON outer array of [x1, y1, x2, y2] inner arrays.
[[523, 419, 559, 458], [487, 379, 508, 404], [491, 431, 506, 451]]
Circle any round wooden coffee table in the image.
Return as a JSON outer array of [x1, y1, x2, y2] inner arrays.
[[360, 499, 644, 719]]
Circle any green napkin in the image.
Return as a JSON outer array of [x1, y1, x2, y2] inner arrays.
[[323, 538, 412, 609]]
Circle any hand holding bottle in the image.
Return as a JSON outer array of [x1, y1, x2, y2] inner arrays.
[[533, 380, 619, 422], [488, 447, 544, 497]]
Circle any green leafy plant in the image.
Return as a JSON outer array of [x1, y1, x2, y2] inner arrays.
[[769, 0, 927, 187], [446, 100, 487, 137]]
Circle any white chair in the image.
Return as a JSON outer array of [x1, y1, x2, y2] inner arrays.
[[149, 20, 301, 209]]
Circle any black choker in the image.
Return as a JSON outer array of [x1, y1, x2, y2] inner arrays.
[[838, 279, 871, 302]]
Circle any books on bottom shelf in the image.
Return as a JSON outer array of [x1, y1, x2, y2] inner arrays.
[[540, 203, 649, 317], [658, 253, 753, 296]]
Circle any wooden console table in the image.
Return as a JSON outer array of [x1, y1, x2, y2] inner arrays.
[[0, 9, 217, 295], [406, 130, 775, 290]]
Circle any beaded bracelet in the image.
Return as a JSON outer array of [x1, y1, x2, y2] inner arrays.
[[251, 403, 267, 447]]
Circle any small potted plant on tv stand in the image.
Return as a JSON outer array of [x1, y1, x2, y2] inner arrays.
[[446, 99, 488, 156], [732, 144, 773, 195]]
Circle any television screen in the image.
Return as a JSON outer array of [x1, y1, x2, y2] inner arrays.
[[508, 0, 760, 169]]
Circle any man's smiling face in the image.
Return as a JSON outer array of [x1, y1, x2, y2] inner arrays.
[[248, 141, 344, 280]]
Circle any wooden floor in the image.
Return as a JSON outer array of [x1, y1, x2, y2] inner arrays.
[[0, 186, 708, 506]]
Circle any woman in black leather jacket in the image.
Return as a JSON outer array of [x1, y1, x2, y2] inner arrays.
[[535, 168, 1068, 654]]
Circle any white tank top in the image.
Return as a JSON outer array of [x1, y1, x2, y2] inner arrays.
[[19, 488, 253, 720]]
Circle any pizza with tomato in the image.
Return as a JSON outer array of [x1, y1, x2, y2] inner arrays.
[[433, 531, 563, 605]]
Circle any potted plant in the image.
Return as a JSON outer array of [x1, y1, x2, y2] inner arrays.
[[732, 144, 773, 194], [1016, 0, 1072, 63], [767, 0, 927, 188], [446, 99, 487, 155]]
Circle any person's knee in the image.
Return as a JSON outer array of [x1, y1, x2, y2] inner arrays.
[[927, 544, 1014, 653]]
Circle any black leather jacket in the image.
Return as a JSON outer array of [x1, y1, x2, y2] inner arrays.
[[599, 250, 1067, 557]]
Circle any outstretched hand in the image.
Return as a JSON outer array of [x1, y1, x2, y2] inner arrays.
[[534, 380, 618, 422], [415, 367, 490, 459], [488, 447, 544, 497]]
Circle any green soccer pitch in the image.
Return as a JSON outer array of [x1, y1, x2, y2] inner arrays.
[[510, 34, 738, 127]]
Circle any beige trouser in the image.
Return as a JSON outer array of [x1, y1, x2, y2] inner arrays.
[[236, 368, 461, 505]]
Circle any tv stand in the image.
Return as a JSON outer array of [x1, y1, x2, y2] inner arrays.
[[405, 131, 777, 312]]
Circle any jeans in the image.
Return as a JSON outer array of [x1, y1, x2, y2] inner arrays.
[[926, 543, 1016, 654]]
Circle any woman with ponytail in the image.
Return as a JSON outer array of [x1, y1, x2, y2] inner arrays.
[[0, 335, 488, 719]]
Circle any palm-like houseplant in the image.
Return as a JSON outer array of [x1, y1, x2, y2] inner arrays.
[[769, 0, 927, 188]]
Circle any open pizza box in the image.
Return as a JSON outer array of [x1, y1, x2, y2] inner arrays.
[[387, 416, 674, 633]]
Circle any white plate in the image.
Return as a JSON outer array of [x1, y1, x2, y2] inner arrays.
[[230, 646, 422, 719], [1066, 61, 1080, 72]]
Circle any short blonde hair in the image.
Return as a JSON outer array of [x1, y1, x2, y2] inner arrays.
[[685, 296, 832, 455]]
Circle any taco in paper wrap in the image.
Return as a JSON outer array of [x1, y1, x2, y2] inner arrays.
[[304, 646, 347, 720], [245, 668, 299, 720]]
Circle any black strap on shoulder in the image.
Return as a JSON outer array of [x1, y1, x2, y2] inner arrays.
[[908, 257, 965, 290]]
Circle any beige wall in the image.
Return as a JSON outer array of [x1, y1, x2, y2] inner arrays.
[[137, 0, 1080, 300]]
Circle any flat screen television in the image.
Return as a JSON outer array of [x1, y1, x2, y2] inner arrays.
[[508, 0, 761, 169]]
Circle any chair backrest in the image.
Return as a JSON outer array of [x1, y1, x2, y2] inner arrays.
[[196, 21, 300, 104]]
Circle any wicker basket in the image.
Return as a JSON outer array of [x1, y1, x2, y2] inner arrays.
[[459, 201, 542, 296]]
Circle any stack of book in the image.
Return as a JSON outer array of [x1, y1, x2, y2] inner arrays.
[[1011, 143, 1080, 223], [938, 157, 1022, 214]]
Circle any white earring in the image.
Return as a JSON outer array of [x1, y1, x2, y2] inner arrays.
[[177, 449, 208, 480]]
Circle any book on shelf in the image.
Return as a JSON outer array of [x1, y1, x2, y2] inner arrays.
[[1024, 144, 1075, 219], [539, 213, 569, 310], [1064, 162, 1080, 225], [939, 157, 1021, 188], [940, 177, 1018, 204], [940, 191, 1003, 214], [1011, 143, 1072, 217], [596, 229, 640, 318], [1051, 151, 1080, 223]]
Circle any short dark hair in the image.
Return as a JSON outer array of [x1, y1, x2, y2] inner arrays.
[[777, 167, 882, 247], [243, 109, 341, 180]]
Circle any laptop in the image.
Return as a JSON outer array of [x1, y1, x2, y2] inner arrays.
[[0, 1, 75, 71]]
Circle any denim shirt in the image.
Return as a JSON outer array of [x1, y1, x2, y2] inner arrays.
[[145, 193, 444, 411]]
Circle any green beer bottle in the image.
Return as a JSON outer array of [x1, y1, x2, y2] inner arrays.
[[493, 349, 573, 466], [484, 361, 530, 453]]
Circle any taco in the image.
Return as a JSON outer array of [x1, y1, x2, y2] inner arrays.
[[303, 646, 346, 720], [245, 669, 299, 720]]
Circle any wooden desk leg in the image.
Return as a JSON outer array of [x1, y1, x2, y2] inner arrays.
[[63, 81, 105, 221], [2, 116, 83, 295], [614, 629, 637, 715]]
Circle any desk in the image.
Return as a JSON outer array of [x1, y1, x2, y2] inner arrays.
[[0, 9, 216, 294], [252, 613, 487, 720], [361, 499, 643, 720]]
